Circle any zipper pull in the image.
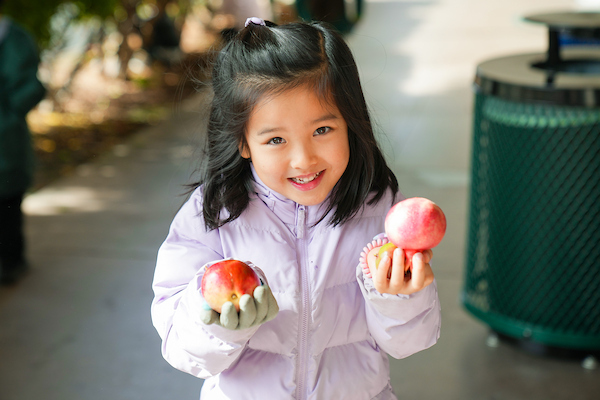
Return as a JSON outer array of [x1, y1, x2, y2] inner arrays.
[[297, 205, 306, 239]]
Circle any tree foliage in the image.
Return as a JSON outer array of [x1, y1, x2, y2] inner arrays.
[[2, 0, 118, 47]]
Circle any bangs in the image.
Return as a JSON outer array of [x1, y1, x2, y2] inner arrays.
[[236, 67, 333, 107]]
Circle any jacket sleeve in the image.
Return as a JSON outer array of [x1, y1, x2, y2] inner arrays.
[[356, 265, 441, 359], [150, 189, 261, 379]]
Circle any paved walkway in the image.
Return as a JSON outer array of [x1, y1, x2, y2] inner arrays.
[[0, 93, 209, 399], [1, 1, 598, 399]]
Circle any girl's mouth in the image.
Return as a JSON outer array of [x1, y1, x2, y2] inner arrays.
[[289, 171, 324, 191]]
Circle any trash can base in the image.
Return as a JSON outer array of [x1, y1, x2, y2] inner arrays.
[[463, 300, 600, 352], [492, 331, 600, 362]]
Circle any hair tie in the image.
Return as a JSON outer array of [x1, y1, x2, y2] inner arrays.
[[245, 17, 266, 27]]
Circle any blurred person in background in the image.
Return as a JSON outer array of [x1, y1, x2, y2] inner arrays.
[[0, 0, 46, 285], [217, 0, 273, 41], [221, 0, 272, 29]]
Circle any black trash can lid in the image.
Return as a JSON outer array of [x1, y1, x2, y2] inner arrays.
[[475, 50, 600, 107], [524, 11, 600, 34], [475, 12, 600, 107]]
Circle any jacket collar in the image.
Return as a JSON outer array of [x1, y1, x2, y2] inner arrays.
[[250, 163, 330, 234]]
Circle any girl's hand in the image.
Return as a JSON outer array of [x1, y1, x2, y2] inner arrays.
[[369, 248, 434, 295]]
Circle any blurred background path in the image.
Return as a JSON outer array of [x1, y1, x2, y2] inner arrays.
[[1, 0, 599, 399]]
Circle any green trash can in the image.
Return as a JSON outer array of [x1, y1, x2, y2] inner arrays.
[[462, 12, 600, 351]]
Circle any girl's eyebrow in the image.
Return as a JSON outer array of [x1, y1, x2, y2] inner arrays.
[[256, 114, 340, 136], [256, 127, 283, 136], [312, 113, 339, 124]]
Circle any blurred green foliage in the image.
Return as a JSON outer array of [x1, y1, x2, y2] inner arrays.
[[1, 0, 118, 47]]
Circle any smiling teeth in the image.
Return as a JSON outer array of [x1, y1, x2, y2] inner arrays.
[[292, 171, 322, 184]]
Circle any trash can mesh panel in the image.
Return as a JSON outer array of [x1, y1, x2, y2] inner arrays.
[[483, 97, 600, 128], [463, 92, 600, 349]]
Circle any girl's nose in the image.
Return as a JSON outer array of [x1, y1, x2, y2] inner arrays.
[[291, 142, 318, 170]]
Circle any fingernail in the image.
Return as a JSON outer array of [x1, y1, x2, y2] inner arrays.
[[201, 301, 213, 311]]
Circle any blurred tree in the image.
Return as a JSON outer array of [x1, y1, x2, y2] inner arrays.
[[115, 0, 183, 78], [2, 0, 194, 112], [1, 0, 117, 46], [1, 0, 186, 76]]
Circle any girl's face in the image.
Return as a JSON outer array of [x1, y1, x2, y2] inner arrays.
[[242, 85, 350, 206]]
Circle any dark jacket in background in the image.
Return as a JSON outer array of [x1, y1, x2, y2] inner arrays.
[[0, 16, 46, 197]]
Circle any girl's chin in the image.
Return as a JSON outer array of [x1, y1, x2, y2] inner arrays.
[[288, 190, 331, 207]]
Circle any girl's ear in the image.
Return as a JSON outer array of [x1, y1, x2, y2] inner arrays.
[[239, 142, 251, 159]]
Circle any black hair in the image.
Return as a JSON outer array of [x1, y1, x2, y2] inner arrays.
[[194, 20, 398, 230]]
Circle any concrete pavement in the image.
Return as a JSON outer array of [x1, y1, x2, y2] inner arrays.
[[0, 93, 209, 399], [1, 0, 599, 399]]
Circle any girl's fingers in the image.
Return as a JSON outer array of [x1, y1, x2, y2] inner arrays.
[[412, 252, 435, 291], [422, 249, 433, 264], [410, 253, 426, 290], [373, 252, 392, 290], [389, 248, 406, 288], [367, 250, 378, 278], [372, 249, 434, 294]]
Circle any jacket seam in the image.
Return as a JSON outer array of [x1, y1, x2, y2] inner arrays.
[[323, 278, 356, 291], [229, 220, 290, 238], [244, 339, 376, 363], [314, 337, 375, 358]]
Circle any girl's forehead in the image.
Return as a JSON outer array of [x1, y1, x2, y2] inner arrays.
[[246, 85, 346, 133], [252, 84, 339, 114]]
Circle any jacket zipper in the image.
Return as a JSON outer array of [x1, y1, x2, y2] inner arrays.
[[295, 204, 309, 400]]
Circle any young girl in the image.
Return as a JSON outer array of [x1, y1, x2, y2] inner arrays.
[[151, 18, 441, 400]]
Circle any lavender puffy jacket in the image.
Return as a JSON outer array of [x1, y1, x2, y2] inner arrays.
[[151, 173, 441, 399]]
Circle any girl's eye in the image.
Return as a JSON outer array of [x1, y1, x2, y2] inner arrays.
[[315, 126, 331, 135], [268, 137, 285, 145]]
